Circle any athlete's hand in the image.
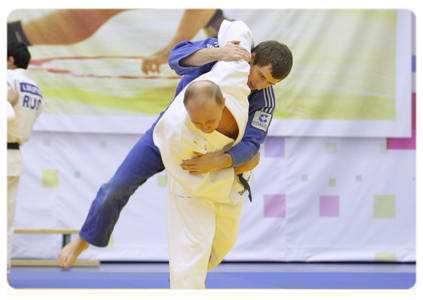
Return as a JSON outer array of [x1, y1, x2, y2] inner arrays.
[[181, 152, 220, 175], [218, 40, 251, 62], [141, 44, 174, 74], [7, 89, 19, 106], [234, 152, 260, 175]]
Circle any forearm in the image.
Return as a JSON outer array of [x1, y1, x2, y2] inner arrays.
[[173, 9, 217, 43], [179, 48, 221, 67]]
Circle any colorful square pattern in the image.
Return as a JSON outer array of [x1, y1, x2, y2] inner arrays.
[[374, 195, 396, 218], [320, 196, 339, 217], [264, 195, 285, 218]]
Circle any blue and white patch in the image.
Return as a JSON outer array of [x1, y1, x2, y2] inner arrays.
[[251, 111, 272, 132]]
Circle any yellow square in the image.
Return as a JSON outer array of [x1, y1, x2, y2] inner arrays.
[[374, 195, 396, 218], [375, 253, 397, 262], [42, 170, 58, 188], [158, 175, 167, 187]]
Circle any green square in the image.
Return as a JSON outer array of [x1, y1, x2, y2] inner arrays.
[[42, 170, 59, 188], [329, 179, 336, 187], [325, 142, 337, 154], [100, 141, 107, 148], [301, 174, 308, 182], [74, 171, 81, 179], [375, 253, 397, 262], [158, 175, 168, 187], [43, 139, 50, 146], [380, 143, 388, 153], [356, 175, 362, 182], [374, 195, 396, 218]]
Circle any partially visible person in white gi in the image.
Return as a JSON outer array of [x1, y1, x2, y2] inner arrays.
[[4, 89, 19, 122], [7, 42, 44, 283], [153, 20, 254, 289]]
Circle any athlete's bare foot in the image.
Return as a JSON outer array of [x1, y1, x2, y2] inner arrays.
[[58, 236, 89, 268]]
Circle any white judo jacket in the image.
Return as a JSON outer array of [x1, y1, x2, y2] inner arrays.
[[153, 20, 254, 204], [7, 68, 44, 177]]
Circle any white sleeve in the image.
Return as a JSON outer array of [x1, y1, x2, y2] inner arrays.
[[7, 101, 15, 121], [218, 20, 254, 54]]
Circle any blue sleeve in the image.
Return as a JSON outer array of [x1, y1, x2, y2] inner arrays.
[[169, 38, 219, 76], [226, 87, 276, 167]]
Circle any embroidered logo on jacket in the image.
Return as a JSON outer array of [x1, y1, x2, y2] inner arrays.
[[251, 111, 272, 132]]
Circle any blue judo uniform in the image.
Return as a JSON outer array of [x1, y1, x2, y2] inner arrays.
[[79, 38, 276, 247]]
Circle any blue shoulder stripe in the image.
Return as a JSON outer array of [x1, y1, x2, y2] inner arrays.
[[262, 86, 275, 114]]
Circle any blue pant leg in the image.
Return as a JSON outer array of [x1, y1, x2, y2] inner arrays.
[[79, 118, 164, 247]]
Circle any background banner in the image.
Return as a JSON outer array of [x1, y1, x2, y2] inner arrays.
[[8, 9, 412, 137], [8, 9, 415, 262]]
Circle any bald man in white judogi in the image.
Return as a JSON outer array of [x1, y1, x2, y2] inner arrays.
[[153, 20, 254, 289]]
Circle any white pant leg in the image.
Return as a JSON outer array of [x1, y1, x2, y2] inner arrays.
[[208, 202, 243, 271], [7, 176, 20, 272], [166, 192, 216, 289]]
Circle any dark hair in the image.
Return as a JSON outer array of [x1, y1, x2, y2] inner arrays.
[[184, 80, 224, 107], [251, 41, 293, 80], [7, 42, 31, 69]]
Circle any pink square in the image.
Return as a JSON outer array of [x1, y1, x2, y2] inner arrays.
[[264, 195, 286, 218], [387, 93, 416, 150], [320, 196, 339, 217]]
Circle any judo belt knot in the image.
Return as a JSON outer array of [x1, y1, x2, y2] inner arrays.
[[238, 174, 252, 202]]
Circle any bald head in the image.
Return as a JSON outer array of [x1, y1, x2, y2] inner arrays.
[[183, 80, 224, 108], [183, 80, 226, 134]]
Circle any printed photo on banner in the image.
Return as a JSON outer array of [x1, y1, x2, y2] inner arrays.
[[7, 9, 412, 137]]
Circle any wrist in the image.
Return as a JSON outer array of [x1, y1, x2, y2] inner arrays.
[[216, 153, 233, 169]]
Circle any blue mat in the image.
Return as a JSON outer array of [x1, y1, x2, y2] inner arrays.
[[9, 271, 415, 289]]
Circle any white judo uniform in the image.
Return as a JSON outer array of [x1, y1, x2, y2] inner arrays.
[[4, 101, 15, 122], [153, 20, 253, 289], [7, 68, 43, 271]]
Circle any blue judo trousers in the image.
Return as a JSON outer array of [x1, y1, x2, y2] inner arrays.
[[79, 112, 165, 247]]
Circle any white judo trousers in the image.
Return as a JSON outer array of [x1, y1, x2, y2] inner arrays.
[[166, 190, 243, 289], [154, 20, 254, 289], [7, 171, 21, 271]]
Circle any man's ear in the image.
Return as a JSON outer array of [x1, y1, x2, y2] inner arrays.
[[222, 97, 226, 108], [7, 56, 15, 69], [8, 56, 15, 64], [251, 51, 256, 62]]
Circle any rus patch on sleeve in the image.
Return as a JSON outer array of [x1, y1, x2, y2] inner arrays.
[[251, 111, 272, 132]]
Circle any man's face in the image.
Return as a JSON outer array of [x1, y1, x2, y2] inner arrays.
[[247, 53, 281, 90], [186, 97, 225, 134]]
